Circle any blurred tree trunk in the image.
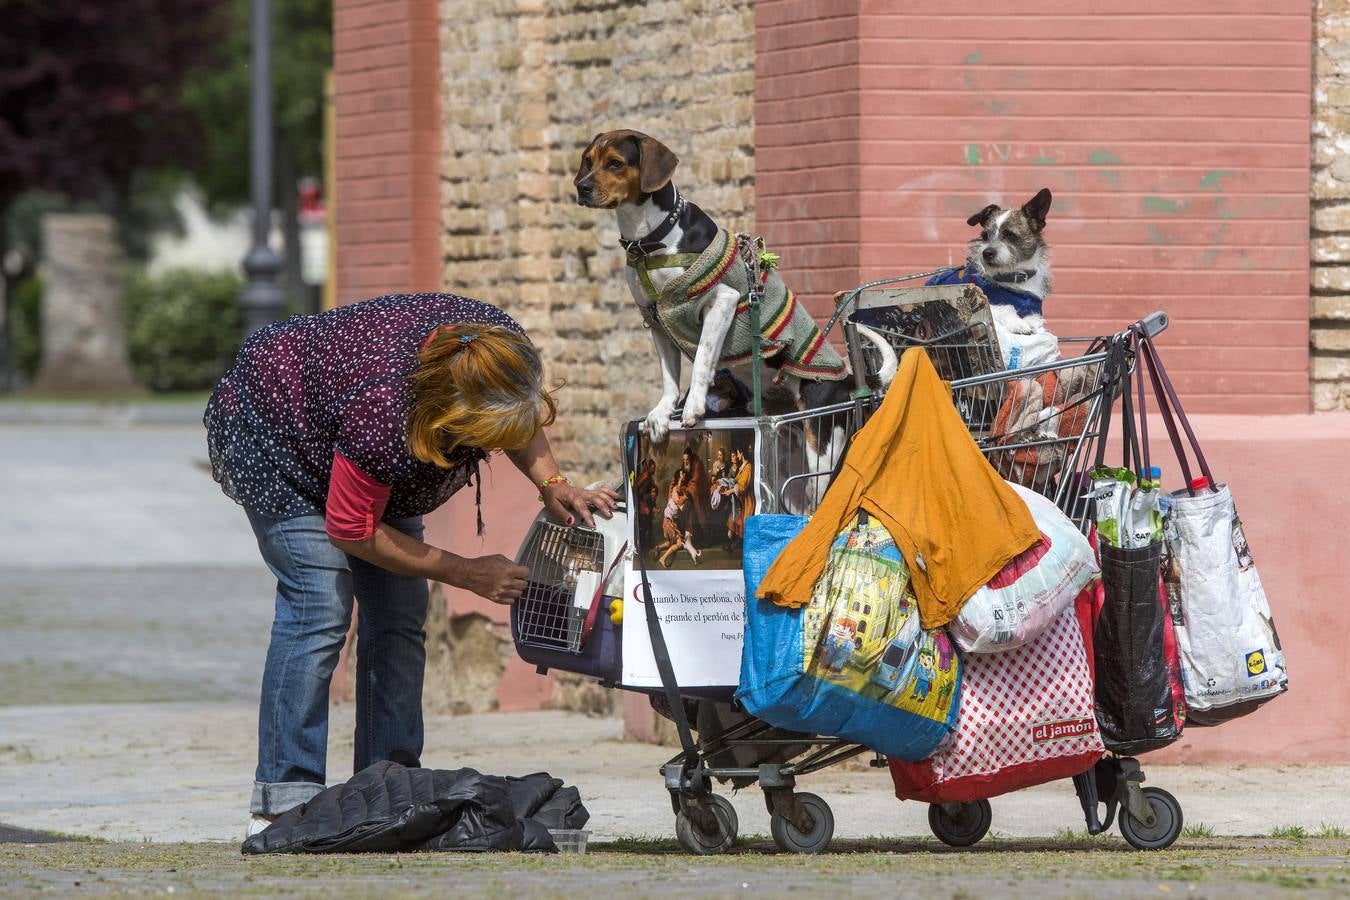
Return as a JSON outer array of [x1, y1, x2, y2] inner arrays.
[[32, 212, 138, 392]]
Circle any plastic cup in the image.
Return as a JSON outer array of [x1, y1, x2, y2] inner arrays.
[[547, 828, 590, 854]]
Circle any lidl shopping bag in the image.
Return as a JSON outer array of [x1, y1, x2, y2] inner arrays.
[[739, 515, 960, 761], [1134, 327, 1288, 725], [949, 483, 1099, 653], [1166, 484, 1287, 724], [888, 604, 1104, 804]]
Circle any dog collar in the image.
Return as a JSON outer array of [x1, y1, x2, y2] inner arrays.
[[991, 269, 1038, 285], [619, 192, 685, 263]]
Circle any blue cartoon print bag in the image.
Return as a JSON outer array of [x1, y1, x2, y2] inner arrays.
[[738, 514, 961, 760]]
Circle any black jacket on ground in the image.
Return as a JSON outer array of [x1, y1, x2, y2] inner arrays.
[[241, 760, 588, 854]]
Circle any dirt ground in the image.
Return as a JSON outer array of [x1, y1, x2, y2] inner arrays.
[[2, 836, 1347, 898]]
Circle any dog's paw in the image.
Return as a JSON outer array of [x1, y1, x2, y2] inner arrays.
[[680, 394, 706, 429], [645, 406, 673, 443]]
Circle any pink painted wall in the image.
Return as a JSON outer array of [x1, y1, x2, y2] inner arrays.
[[754, 0, 862, 321], [754, 0, 1312, 413]]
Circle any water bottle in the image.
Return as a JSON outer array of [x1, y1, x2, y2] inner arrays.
[[1151, 466, 1174, 518]]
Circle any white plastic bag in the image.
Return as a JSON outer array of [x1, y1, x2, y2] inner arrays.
[[1167, 484, 1287, 720], [1089, 467, 1163, 550], [990, 304, 1061, 370], [950, 483, 1100, 653]]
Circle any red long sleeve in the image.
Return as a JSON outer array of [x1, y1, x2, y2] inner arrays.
[[325, 450, 392, 541]]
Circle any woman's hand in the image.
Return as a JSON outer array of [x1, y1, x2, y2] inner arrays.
[[335, 527, 527, 604], [506, 432, 619, 528], [456, 554, 530, 605], [542, 482, 619, 527]]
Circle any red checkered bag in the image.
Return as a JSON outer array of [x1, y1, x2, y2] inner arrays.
[[888, 593, 1105, 804]]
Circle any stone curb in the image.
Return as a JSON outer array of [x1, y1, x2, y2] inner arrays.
[[0, 403, 205, 427]]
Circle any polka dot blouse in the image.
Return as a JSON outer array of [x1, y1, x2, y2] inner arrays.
[[204, 293, 523, 523]]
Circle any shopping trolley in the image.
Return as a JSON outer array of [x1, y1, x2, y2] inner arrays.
[[511, 274, 1179, 853]]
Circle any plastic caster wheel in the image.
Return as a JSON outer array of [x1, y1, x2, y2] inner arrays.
[[928, 799, 992, 848], [675, 794, 738, 855], [770, 792, 834, 854], [1119, 787, 1182, 850]]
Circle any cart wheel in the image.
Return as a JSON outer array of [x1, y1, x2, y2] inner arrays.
[[928, 800, 992, 848], [1119, 787, 1182, 850], [770, 792, 834, 854], [674, 794, 738, 856]]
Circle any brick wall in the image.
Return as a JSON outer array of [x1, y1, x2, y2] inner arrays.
[[1314, 0, 1350, 410], [754, 0, 860, 323], [753, 0, 1314, 414], [438, 0, 756, 482], [333, 0, 442, 305]]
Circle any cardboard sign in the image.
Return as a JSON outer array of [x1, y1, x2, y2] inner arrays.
[[621, 420, 758, 688]]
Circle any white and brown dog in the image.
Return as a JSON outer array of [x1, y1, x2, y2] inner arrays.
[[928, 189, 1059, 369], [573, 129, 896, 445]]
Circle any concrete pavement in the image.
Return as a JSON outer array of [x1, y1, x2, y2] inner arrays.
[[1, 415, 1347, 849], [3, 702, 1349, 845], [0, 423, 259, 569]]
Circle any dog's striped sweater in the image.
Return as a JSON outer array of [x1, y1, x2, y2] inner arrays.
[[628, 228, 848, 382]]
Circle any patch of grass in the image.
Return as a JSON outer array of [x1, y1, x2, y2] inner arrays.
[[1269, 824, 1308, 840], [589, 835, 682, 853], [1049, 827, 1100, 848], [1180, 823, 1215, 839], [1315, 822, 1349, 839], [6, 835, 1350, 898]]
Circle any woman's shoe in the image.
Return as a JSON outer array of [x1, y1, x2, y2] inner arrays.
[[245, 814, 276, 840]]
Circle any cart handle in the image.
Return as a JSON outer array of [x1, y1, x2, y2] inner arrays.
[[1138, 310, 1168, 339]]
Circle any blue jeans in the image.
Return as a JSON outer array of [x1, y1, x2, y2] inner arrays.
[[245, 510, 429, 815]]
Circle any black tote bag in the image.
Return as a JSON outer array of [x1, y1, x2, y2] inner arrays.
[[1087, 334, 1185, 755]]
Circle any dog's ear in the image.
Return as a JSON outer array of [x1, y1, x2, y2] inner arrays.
[[634, 134, 679, 193], [967, 204, 1000, 228], [1022, 188, 1053, 230]]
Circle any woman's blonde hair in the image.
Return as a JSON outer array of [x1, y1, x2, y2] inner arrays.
[[408, 323, 556, 467]]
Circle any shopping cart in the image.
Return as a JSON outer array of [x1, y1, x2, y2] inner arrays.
[[511, 277, 1179, 854]]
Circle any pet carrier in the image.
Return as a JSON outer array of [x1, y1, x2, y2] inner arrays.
[[511, 504, 629, 685]]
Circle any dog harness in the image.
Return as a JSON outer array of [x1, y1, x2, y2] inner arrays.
[[627, 227, 849, 382], [927, 265, 1043, 318]]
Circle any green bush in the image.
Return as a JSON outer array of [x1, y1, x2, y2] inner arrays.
[[123, 268, 244, 392], [11, 274, 44, 380]]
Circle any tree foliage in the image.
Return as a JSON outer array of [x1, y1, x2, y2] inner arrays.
[[0, 0, 228, 213], [181, 0, 332, 213]]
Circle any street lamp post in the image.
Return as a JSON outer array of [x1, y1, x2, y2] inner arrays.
[[239, 0, 285, 336]]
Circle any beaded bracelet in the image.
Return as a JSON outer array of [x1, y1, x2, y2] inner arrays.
[[537, 474, 571, 501]]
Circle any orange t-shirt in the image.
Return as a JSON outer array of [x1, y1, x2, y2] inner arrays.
[[756, 349, 1039, 629]]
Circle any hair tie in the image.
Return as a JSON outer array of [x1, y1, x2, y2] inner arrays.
[[459, 334, 479, 345]]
